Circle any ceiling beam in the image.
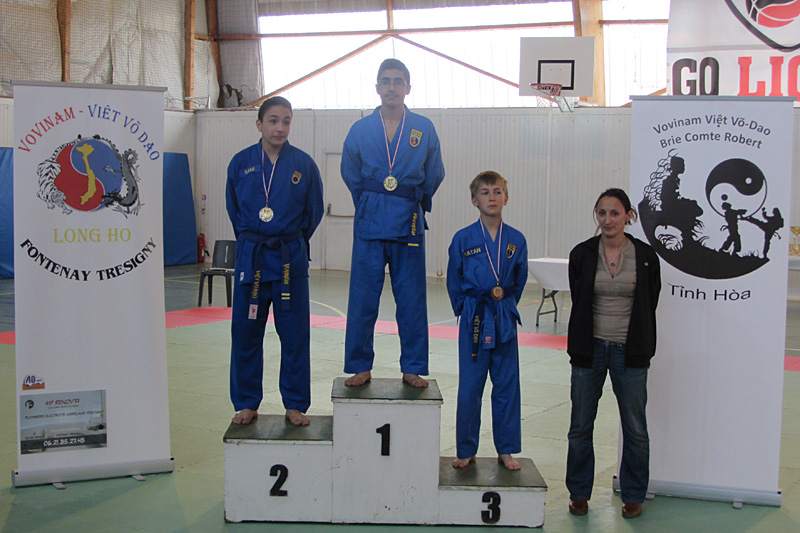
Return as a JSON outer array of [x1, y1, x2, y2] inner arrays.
[[218, 20, 572, 41], [184, 0, 196, 110], [57, 0, 71, 82], [572, 0, 605, 106], [205, 0, 224, 108]]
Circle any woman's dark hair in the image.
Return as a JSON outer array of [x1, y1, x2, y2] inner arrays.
[[258, 96, 292, 122], [594, 188, 638, 225]]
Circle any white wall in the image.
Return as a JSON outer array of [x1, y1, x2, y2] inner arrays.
[[3, 99, 800, 282]]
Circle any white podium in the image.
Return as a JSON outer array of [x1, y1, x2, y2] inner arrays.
[[223, 415, 333, 523], [224, 378, 547, 527], [439, 457, 547, 526], [331, 377, 442, 524]]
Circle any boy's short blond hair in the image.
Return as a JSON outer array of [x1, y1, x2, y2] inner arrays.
[[470, 171, 508, 198]]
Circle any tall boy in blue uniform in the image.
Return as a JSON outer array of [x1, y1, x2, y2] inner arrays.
[[341, 59, 445, 388], [226, 97, 324, 426], [447, 171, 528, 470]]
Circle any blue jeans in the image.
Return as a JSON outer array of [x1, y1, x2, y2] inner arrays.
[[566, 338, 649, 503]]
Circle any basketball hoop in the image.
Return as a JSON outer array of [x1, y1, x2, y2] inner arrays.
[[529, 83, 571, 112], [530, 83, 562, 97]]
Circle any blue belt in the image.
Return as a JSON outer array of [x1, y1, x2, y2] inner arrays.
[[241, 230, 302, 314], [465, 286, 513, 360], [362, 180, 425, 252]]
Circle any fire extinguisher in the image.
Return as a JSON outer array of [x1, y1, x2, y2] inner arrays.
[[198, 233, 207, 263]]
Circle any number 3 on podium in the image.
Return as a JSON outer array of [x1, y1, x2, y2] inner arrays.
[[482, 491, 501, 524]]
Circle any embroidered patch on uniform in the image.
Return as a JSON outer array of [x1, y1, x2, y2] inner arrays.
[[484, 335, 493, 344], [506, 243, 517, 258], [291, 171, 302, 184], [463, 246, 484, 257], [240, 272, 244, 281], [241, 166, 257, 177], [409, 129, 422, 147], [248, 304, 258, 320]]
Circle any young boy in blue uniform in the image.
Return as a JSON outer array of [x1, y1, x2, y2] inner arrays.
[[341, 58, 445, 388], [226, 96, 324, 425], [447, 171, 528, 470]]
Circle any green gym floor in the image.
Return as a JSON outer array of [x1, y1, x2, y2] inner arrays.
[[1, 264, 799, 532]]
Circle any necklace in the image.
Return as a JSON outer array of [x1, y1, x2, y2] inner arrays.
[[479, 218, 504, 301], [605, 246, 622, 269], [259, 149, 279, 222], [378, 108, 406, 191]]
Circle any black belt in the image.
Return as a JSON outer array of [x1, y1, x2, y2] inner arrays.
[[362, 180, 425, 251], [241, 230, 302, 313]]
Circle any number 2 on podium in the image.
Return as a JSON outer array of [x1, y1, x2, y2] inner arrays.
[[269, 464, 288, 496], [376, 423, 390, 456]]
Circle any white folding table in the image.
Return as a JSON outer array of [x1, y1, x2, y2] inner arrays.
[[527, 258, 569, 326]]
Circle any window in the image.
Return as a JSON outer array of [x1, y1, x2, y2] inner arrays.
[[259, 1, 669, 108]]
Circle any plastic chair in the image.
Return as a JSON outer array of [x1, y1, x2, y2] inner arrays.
[[198, 240, 236, 307]]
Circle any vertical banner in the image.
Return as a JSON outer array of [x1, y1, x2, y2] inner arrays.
[[627, 96, 794, 505], [13, 83, 173, 486]]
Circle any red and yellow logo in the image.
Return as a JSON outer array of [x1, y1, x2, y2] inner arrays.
[[409, 129, 422, 147]]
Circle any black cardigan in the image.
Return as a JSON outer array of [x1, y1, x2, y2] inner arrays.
[[566, 234, 661, 368]]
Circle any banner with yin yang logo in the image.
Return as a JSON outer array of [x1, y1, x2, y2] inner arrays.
[[627, 95, 794, 505]]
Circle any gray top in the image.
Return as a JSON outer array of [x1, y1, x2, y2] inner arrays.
[[331, 377, 443, 404], [593, 239, 636, 344]]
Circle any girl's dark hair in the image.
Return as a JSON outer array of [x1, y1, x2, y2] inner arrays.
[[258, 96, 292, 122], [594, 188, 638, 225]]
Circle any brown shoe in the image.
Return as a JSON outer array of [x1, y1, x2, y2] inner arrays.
[[568, 499, 588, 516], [622, 502, 643, 518]]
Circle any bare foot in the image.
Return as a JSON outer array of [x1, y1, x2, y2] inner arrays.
[[345, 371, 372, 387], [452, 456, 476, 468], [402, 373, 429, 388], [285, 409, 310, 426], [232, 409, 258, 425], [498, 454, 521, 470]]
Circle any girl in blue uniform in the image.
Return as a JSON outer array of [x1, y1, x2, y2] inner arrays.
[[226, 97, 324, 426], [447, 171, 528, 470]]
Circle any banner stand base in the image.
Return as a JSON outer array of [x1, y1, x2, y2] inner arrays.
[[13, 457, 175, 488], [613, 475, 782, 507]]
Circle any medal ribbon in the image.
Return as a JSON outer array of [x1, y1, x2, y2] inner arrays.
[[261, 149, 279, 209], [379, 107, 406, 177], [479, 218, 503, 287]]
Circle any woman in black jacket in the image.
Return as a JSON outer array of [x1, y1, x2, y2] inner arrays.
[[565, 188, 660, 520]]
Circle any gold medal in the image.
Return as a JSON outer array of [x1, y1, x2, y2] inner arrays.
[[259, 206, 274, 222], [491, 286, 505, 301], [383, 175, 398, 191]]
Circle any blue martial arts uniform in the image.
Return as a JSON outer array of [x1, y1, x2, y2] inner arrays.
[[226, 140, 324, 413], [447, 220, 528, 458], [341, 106, 445, 375]]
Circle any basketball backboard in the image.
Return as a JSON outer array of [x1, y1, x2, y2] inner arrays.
[[519, 37, 595, 98]]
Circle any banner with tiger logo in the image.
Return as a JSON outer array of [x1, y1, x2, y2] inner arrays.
[[13, 82, 173, 486]]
